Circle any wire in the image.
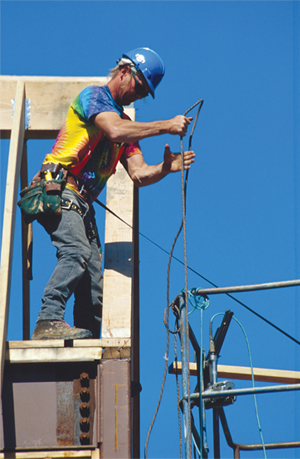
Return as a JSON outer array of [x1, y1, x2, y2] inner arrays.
[[210, 313, 267, 459], [185, 288, 210, 315], [144, 100, 203, 458], [95, 199, 300, 347]]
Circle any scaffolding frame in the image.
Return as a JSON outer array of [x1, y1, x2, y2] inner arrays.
[[169, 287, 300, 459]]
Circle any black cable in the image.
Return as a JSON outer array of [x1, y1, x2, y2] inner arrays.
[[95, 197, 300, 346]]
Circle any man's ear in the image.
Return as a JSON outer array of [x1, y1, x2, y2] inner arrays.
[[120, 65, 131, 80]]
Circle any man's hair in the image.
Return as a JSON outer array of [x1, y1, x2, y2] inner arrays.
[[108, 64, 121, 79], [108, 58, 135, 80]]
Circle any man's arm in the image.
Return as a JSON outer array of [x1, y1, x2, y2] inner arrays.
[[93, 111, 193, 144], [121, 145, 195, 187]]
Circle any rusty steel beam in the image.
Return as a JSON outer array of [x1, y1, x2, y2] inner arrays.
[[99, 359, 131, 458]]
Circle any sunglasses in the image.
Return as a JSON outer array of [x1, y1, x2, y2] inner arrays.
[[131, 72, 149, 98]]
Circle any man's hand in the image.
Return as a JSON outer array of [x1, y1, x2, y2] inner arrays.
[[168, 116, 193, 137], [162, 144, 195, 173]]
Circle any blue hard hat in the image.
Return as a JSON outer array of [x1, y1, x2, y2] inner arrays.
[[122, 47, 165, 98]]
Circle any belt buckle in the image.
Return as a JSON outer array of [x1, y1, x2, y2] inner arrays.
[[62, 199, 73, 210]]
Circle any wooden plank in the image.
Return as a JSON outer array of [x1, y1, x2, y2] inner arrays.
[[217, 364, 300, 384], [6, 339, 132, 363], [0, 450, 97, 458], [102, 107, 135, 340], [169, 362, 300, 384], [6, 338, 131, 349], [5, 346, 103, 363], [0, 81, 25, 390], [0, 76, 109, 132]]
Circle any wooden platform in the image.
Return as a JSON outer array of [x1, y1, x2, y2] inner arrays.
[[5, 339, 131, 363], [0, 450, 99, 459]]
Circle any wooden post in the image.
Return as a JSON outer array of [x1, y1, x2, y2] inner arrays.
[[131, 185, 140, 458], [102, 106, 137, 340], [0, 81, 25, 390], [102, 106, 140, 454], [102, 161, 135, 339], [20, 141, 32, 340]]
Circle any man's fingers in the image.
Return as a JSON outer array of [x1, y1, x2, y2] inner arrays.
[[183, 150, 195, 159], [181, 117, 193, 136], [169, 115, 194, 136], [164, 143, 171, 154]]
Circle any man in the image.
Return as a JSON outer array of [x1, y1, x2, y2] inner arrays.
[[31, 47, 195, 340]]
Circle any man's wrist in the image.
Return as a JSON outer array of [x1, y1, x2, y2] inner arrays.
[[161, 120, 171, 135]]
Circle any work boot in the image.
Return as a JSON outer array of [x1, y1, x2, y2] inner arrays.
[[31, 320, 93, 340]]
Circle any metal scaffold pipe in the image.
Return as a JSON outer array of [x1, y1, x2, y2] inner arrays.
[[182, 382, 300, 400], [192, 279, 300, 296]]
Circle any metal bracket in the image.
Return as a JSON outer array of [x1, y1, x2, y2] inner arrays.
[[11, 98, 31, 130], [203, 380, 236, 409]]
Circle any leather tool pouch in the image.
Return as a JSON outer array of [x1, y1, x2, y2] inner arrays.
[[18, 168, 66, 224]]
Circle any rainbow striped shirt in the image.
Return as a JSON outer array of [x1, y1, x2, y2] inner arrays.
[[43, 85, 141, 200]]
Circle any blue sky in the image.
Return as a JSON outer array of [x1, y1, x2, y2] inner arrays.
[[1, 1, 300, 458]]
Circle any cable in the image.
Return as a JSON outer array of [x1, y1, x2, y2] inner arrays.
[[144, 100, 203, 458], [185, 288, 210, 315], [210, 313, 267, 459], [95, 200, 300, 347]]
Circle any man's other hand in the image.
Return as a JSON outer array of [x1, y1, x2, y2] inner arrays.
[[163, 144, 195, 172]]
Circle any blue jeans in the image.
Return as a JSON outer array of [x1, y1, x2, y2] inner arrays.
[[37, 188, 103, 338]]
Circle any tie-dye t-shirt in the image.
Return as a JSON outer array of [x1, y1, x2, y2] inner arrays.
[[43, 85, 141, 201]]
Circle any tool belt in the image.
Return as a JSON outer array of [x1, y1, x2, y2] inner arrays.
[[17, 162, 90, 224], [18, 171, 66, 224]]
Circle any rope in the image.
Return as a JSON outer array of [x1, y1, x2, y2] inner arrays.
[[180, 138, 192, 459], [180, 124, 193, 458], [185, 288, 210, 315], [144, 100, 203, 458], [174, 320, 183, 458]]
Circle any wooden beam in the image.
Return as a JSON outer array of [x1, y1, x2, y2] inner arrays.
[[0, 76, 109, 133], [0, 450, 99, 459], [6, 346, 103, 363], [5, 338, 131, 363], [6, 338, 131, 349], [0, 81, 25, 391], [102, 107, 136, 340], [20, 141, 32, 340], [169, 362, 300, 384]]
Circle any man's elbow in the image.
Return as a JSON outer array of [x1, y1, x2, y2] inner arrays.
[[105, 125, 123, 143], [130, 171, 144, 187]]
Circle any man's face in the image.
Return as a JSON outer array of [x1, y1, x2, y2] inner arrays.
[[119, 67, 149, 106]]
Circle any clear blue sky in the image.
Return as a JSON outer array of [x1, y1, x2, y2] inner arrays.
[[1, 1, 299, 458]]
